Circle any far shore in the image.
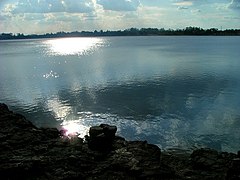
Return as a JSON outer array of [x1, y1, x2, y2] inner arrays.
[[1, 27, 240, 40]]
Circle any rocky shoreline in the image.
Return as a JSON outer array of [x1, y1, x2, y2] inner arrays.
[[0, 103, 239, 179]]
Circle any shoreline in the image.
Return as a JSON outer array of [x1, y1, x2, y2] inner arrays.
[[1, 27, 240, 40], [0, 103, 239, 179], [1, 34, 240, 41]]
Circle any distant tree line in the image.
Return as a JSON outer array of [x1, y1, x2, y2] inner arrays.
[[1, 27, 240, 40]]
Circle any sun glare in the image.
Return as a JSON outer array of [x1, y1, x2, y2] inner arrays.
[[44, 37, 105, 56], [46, 98, 91, 138], [61, 121, 89, 138]]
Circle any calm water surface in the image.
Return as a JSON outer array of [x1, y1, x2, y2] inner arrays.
[[0, 36, 240, 152]]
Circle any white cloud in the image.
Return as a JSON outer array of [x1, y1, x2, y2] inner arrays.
[[62, 0, 95, 13], [173, 1, 193, 6], [178, 6, 189, 10], [97, 0, 140, 11], [0, 0, 240, 34], [172, 0, 214, 7], [224, 16, 240, 19], [191, 9, 201, 13], [0, 14, 6, 20], [228, 0, 240, 10], [11, 0, 95, 14]]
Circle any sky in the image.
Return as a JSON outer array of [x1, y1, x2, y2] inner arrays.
[[0, 0, 240, 34]]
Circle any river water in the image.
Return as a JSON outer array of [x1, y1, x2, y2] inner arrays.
[[0, 36, 240, 152]]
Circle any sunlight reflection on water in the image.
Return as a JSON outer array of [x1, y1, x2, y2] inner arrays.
[[61, 120, 89, 137], [43, 37, 106, 56], [58, 110, 192, 150], [1, 36, 240, 153]]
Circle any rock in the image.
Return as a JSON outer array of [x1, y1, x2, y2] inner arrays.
[[189, 148, 238, 179], [89, 126, 104, 137], [89, 124, 117, 139], [87, 124, 117, 151], [0, 103, 239, 179], [191, 148, 219, 169], [190, 148, 236, 172], [0, 103, 9, 114], [39, 127, 60, 139], [100, 124, 117, 138], [227, 158, 240, 180]]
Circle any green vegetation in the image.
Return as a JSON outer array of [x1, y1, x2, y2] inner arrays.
[[1, 27, 240, 40]]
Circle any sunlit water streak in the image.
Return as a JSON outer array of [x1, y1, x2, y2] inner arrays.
[[42, 37, 106, 56], [0, 36, 240, 153]]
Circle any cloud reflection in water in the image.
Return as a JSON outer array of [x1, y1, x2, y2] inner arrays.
[[44, 74, 240, 153], [1, 37, 240, 153]]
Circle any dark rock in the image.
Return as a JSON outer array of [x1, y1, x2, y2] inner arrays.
[[39, 127, 60, 139], [227, 158, 240, 180], [0, 103, 9, 114], [188, 148, 238, 179], [100, 123, 117, 138], [89, 124, 117, 139], [88, 124, 117, 151], [89, 126, 104, 137], [190, 148, 236, 172], [191, 148, 219, 169], [0, 103, 239, 180]]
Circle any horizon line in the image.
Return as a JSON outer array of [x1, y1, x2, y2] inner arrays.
[[1, 26, 240, 36]]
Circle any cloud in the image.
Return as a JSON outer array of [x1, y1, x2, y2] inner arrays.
[[172, 0, 212, 7], [22, 13, 46, 21], [62, 0, 95, 13], [1, 0, 240, 34], [228, 0, 240, 10], [178, 6, 189, 10], [173, 1, 193, 7], [191, 9, 201, 13], [0, 3, 14, 20], [11, 0, 62, 13], [0, 14, 6, 20], [97, 0, 140, 11], [224, 16, 240, 20], [11, 0, 95, 14]]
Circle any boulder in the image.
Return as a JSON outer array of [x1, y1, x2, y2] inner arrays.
[[89, 124, 117, 139], [89, 126, 104, 138], [100, 124, 117, 138], [1, 103, 239, 179], [0, 103, 9, 114], [87, 124, 117, 151]]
